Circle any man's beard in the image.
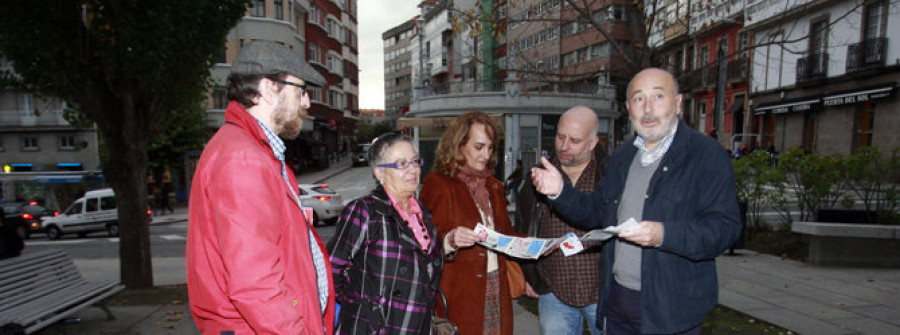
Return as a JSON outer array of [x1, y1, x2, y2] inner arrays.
[[274, 105, 303, 139]]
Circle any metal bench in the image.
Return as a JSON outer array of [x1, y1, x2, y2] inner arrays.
[[0, 249, 124, 334]]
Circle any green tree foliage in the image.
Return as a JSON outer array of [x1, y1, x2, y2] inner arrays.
[[356, 121, 396, 144], [0, 0, 249, 288], [843, 147, 900, 224], [733, 150, 780, 238], [776, 147, 848, 222], [148, 94, 211, 188]]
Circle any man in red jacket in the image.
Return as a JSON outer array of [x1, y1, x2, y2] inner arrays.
[[186, 41, 335, 334]]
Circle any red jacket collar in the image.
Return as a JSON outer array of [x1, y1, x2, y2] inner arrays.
[[224, 101, 269, 148]]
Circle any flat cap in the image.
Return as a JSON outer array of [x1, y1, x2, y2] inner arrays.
[[231, 40, 326, 87]]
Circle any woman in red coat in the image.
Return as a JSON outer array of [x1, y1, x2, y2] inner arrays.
[[420, 110, 520, 335]]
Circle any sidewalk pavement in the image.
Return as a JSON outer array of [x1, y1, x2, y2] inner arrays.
[[35, 160, 900, 334]]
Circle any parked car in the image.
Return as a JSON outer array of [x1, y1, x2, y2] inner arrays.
[[40, 188, 151, 239], [1, 202, 58, 239], [352, 144, 371, 167], [298, 184, 344, 226]]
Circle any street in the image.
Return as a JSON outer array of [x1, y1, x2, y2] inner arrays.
[[22, 165, 377, 260]]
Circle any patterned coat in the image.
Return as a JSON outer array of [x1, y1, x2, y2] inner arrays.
[[419, 172, 517, 335], [327, 186, 443, 334]]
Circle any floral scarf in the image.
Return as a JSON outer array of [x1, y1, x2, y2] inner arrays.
[[456, 165, 494, 222]]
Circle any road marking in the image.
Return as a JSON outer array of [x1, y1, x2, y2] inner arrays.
[[26, 239, 90, 246], [160, 234, 186, 241]]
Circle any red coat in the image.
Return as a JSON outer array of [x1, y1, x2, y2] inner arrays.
[[187, 101, 335, 334], [420, 172, 516, 335]]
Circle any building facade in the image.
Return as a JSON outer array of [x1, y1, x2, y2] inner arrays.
[[359, 109, 389, 125], [383, 18, 417, 128], [746, 0, 899, 155], [401, 0, 621, 178], [0, 56, 102, 203], [207, 0, 360, 173]]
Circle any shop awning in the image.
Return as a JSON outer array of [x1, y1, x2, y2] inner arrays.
[[823, 84, 895, 107], [754, 96, 821, 115], [34, 175, 84, 184]]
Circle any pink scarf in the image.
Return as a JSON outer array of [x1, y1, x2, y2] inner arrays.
[[456, 165, 494, 220]]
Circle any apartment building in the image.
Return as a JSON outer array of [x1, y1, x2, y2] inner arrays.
[[401, 0, 620, 177], [383, 18, 417, 127], [746, 0, 899, 155], [207, 0, 359, 171]]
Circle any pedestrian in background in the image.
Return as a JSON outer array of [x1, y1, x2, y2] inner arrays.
[[420, 110, 523, 335], [530, 68, 742, 334], [328, 132, 443, 334], [516, 106, 609, 335], [186, 41, 335, 334], [504, 159, 523, 200]]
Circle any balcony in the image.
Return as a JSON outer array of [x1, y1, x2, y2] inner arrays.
[[796, 53, 828, 83], [846, 38, 887, 73]]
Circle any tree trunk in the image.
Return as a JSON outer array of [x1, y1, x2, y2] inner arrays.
[[100, 106, 154, 289]]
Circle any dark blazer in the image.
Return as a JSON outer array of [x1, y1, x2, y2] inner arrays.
[[551, 120, 742, 333], [420, 172, 517, 335], [327, 186, 443, 334]]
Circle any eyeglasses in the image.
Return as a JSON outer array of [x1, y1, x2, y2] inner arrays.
[[377, 157, 424, 170], [272, 79, 308, 95]]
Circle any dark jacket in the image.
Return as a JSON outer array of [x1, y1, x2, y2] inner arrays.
[[514, 148, 609, 294], [327, 186, 443, 334], [551, 121, 742, 333], [0, 206, 24, 260]]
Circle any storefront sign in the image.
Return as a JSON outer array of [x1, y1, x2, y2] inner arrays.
[[754, 97, 820, 115], [823, 85, 895, 107]]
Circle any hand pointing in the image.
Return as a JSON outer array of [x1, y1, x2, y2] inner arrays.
[[530, 156, 564, 198]]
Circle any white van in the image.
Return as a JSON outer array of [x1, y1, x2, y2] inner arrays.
[[41, 188, 120, 239]]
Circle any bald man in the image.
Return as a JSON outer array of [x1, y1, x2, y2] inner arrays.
[[530, 68, 742, 334], [515, 106, 609, 335]]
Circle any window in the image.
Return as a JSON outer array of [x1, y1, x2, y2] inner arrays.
[[65, 201, 83, 215], [809, 19, 828, 75], [717, 37, 728, 58], [274, 0, 283, 20], [22, 136, 38, 151], [609, 4, 626, 21], [308, 4, 320, 24], [100, 196, 117, 210], [686, 45, 694, 71], [803, 112, 817, 152], [251, 0, 265, 17], [59, 135, 76, 150], [214, 88, 228, 109], [809, 19, 828, 55], [18, 94, 34, 117], [854, 105, 875, 150], [864, 1, 886, 40], [308, 87, 322, 103], [309, 44, 321, 64], [699, 46, 709, 70], [329, 90, 344, 109], [86, 198, 99, 213], [326, 54, 343, 74]]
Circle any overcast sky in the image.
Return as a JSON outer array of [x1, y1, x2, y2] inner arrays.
[[357, 1, 420, 110]]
